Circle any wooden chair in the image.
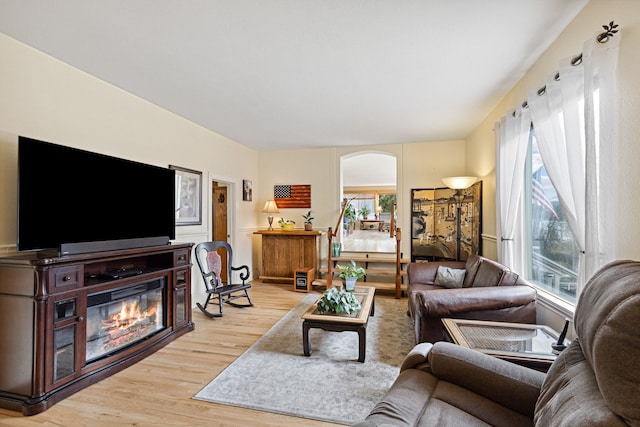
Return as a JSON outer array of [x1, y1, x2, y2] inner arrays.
[[194, 241, 253, 318]]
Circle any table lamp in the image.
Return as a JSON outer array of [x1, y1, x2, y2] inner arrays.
[[442, 176, 477, 261], [262, 200, 280, 230]]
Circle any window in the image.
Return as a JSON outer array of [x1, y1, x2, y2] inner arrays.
[[524, 130, 579, 303], [498, 35, 619, 307], [344, 192, 396, 219], [345, 194, 374, 218]]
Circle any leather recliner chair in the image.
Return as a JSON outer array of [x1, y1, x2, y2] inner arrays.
[[353, 259, 640, 426]]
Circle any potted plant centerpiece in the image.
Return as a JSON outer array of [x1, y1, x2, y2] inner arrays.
[[316, 286, 362, 315], [278, 217, 295, 231], [302, 210, 314, 231], [359, 206, 371, 220], [337, 259, 366, 291]]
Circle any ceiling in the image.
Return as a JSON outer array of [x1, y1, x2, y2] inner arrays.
[[0, 1, 588, 152], [343, 153, 397, 187]]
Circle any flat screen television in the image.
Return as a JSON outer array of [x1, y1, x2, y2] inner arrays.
[[18, 136, 176, 255]]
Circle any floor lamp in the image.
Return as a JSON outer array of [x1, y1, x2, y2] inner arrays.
[[442, 176, 477, 261], [262, 200, 280, 230]]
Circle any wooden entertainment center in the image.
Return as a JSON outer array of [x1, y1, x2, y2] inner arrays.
[[0, 243, 194, 415]]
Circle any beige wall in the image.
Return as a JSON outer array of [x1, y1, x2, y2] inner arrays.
[[264, 1, 640, 269], [466, 0, 640, 332], [256, 141, 466, 275], [255, 1, 640, 330], [2, 0, 639, 321], [0, 33, 259, 306], [467, 0, 640, 261]]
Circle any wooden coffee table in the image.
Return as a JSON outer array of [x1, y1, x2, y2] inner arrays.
[[442, 318, 569, 372], [302, 286, 375, 363]]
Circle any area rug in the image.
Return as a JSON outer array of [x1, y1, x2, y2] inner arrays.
[[193, 293, 415, 425]]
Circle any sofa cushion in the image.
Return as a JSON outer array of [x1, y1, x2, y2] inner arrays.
[[572, 260, 640, 424], [463, 255, 483, 287], [498, 270, 520, 286], [434, 266, 466, 289], [430, 342, 543, 420], [407, 261, 465, 287], [471, 258, 509, 287], [535, 339, 626, 426], [354, 369, 533, 427]]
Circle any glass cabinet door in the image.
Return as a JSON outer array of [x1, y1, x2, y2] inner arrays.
[[48, 296, 85, 389], [53, 324, 76, 382], [173, 269, 190, 328]]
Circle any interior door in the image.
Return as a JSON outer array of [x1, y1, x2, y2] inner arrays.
[[212, 182, 229, 283]]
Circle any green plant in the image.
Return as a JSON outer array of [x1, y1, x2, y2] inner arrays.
[[378, 194, 396, 212], [358, 206, 371, 219], [316, 287, 362, 315], [278, 217, 295, 225], [344, 203, 357, 225], [302, 210, 314, 225], [337, 259, 366, 279]]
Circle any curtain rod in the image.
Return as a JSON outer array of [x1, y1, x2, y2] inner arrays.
[[518, 21, 619, 111]]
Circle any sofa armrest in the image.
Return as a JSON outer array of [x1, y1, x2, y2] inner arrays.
[[399, 342, 433, 372], [429, 342, 545, 417], [414, 285, 536, 317]]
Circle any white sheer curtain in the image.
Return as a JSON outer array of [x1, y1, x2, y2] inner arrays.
[[495, 106, 530, 272], [527, 33, 620, 293], [528, 60, 587, 289], [495, 29, 620, 299], [584, 33, 621, 280]]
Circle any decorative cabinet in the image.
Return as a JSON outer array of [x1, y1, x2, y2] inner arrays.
[[254, 230, 323, 283], [410, 182, 482, 262], [0, 243, 194, 415]]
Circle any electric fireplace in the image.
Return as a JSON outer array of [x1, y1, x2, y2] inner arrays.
[[0, 243, 194, 415], [86, 279, 166, 362]]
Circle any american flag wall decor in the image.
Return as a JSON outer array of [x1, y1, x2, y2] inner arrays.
[[274, 184, 311, 208]]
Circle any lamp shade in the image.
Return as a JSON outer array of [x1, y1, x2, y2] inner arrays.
[[262, 200, 280, 214], [442, 176, 477, 190]]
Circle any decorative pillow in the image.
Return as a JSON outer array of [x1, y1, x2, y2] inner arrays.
[[434, 266, 466, 289]]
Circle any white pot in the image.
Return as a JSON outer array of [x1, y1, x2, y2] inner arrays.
[[344, 277, 357, 291]]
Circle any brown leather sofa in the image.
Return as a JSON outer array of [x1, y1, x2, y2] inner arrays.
[[354, 260, 640, 426], [407, 255, 537, 343]]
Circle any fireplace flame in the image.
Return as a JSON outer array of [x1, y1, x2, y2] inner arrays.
[[88, 287, 164, 362], [108, 300, 158, 332]]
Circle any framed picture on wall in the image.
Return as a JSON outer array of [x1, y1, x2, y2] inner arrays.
[[243, 179, 253, 201], [169, 165, 202, 226]]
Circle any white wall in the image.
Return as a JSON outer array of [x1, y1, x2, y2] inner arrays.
[[0, 33, 259, 307]]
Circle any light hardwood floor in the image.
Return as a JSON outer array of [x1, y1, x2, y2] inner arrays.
[[341, 228, 397, 253], [0, 281, 388, 426]]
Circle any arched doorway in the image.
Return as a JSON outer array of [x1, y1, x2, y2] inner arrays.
[[341, 152, 397, 253]]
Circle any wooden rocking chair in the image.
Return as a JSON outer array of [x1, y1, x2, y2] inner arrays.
[[194, 241, 253, 318]]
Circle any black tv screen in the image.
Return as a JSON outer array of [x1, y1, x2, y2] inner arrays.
[[18, 136, 176, 254]]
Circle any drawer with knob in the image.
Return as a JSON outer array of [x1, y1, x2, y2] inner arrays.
[[48, 265, 83, 292]]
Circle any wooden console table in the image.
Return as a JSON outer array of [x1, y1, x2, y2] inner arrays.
[[254, 230, 323, 283], [360, 220, 381, 231]]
